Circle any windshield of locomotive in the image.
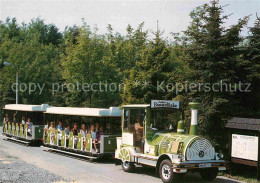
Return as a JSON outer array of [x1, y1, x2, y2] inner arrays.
[[150, 109, 180, 131]]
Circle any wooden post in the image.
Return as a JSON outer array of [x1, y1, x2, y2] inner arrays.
[[257, 131, 260, 181], [229, 130, 232, 160]]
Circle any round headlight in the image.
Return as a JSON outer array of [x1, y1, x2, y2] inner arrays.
[[178, 154, 184, 162], [217, 152, 224, 159]]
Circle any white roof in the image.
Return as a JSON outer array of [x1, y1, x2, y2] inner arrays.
[[122, 104, 150, 108], [4, 104, 51, 112], [45, 107, 122, 117]]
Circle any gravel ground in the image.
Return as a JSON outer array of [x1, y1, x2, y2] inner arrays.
[[0, 150, 69, 183]]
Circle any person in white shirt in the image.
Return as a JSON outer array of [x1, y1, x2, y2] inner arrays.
[[21, 117, 26, 125], [26, 118, 33, 136], [44, 122, 49, 143], [80, 124, 87, 150]]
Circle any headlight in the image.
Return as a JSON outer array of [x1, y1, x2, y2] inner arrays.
[[216, 152, 224, 160], [177, 154, 184, 162], [219, 151, 224, 159]]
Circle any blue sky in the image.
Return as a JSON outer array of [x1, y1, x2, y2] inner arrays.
[[0, 0, 259, 38]]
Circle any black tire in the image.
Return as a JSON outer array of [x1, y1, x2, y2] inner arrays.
[[200, 168, 219, 181], [121, 161, 135, 173], [159, 159, 175, 183]]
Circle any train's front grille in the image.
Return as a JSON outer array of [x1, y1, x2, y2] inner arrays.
[[186, 138, 215, 161]]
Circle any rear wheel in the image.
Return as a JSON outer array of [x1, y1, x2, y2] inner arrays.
[[200, 168, 219, 181], [159, 159, 175, 183], [121, 161, 135, 173]]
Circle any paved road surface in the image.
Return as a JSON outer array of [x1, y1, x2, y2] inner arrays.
[[0, 133, 244, 183]]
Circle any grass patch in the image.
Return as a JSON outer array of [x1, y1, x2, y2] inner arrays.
[[224, 163, 258, 183]]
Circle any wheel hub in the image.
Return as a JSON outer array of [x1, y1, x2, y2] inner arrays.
[[123, 162, 130, 168], [162, 164, 171, 180]]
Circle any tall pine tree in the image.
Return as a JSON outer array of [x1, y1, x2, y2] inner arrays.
[[179, 0, 249, 148], [123, 24, 173, 104]]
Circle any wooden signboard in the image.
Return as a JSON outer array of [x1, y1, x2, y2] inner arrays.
[[226, 117, 260, 181]]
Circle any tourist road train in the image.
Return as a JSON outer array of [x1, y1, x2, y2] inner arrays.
[[2, 100, 226, 183]]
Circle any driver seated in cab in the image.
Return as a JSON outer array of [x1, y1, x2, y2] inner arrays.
[[134, 117, 144, 152]]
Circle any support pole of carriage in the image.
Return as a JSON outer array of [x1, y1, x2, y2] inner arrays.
[[16, 71, 18, 104], [257, 131, 260, 181]]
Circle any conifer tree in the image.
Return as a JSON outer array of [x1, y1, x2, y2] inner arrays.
[[179, 0, 249, 147], [123, 24, 173, 103]]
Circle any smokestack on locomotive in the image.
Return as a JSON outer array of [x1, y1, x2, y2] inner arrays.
[[189, 102, 199, 135]]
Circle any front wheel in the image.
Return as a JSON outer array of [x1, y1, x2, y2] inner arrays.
[[121, 161, 135, 173], [159, 159, 175, 183], [200, 168, 219, 181]]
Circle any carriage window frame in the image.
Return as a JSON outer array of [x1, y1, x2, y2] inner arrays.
[[44, 113, 121, 135], [149, 108, 180, 132], [123, 108, 146, 133]]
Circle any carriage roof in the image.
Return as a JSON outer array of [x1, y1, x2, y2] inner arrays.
[[121, 104, 150, 108], [45, 107, 122, 117], [4, 104, 51, 112]]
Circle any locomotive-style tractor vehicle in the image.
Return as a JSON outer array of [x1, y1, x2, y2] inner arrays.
[[115, 100, 226, 183]]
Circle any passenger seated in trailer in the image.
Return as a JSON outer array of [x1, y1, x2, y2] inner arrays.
[[21, 117, 26, 125], [57, 120, 63, 146], [64, 124, 70, 148], [21, 116, 26, 134], [95, 123, 100, 137], [71, 123, 79, 149], [96, 122, 100, 137], [97, 126, 103, 143], [48, 122, 56, 145], [3, 113, 9, 132], [80, 124, 87, 150], [44, 122, 50, 143], [90, 125, 98, 153], [13, 113, 17, 122], [13, 113, 17, 133], [20, 116, 26, 135], [4, 113, 9, 122], [26, 118, 33, 137]]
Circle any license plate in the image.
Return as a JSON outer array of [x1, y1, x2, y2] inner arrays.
[[199, 163, 211, 168]]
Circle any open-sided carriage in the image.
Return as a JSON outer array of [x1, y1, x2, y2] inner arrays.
[[42, 106, 122, 159], [2, 104, 51, 145], [115, 100, 226, 183]]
